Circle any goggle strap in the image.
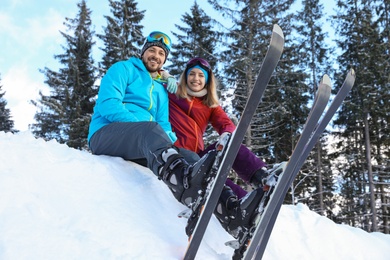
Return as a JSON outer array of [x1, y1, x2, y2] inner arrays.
[[187, 61, 211, 73]]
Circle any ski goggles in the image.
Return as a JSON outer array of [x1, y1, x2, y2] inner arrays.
[[146, 31, 172, 51], [186, 57, 211, 72]]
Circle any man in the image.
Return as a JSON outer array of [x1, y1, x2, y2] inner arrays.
[[88, 32, 270, 243], [87, 31, 214, 207]]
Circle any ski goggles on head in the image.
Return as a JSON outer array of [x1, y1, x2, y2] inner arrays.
[[146, 31, 172, 51], [186, 57, 211, 72]]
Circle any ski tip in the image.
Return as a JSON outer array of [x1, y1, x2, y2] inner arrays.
[[346, 68, 356, 89], [272, 24, 284, 39], [321, 74, 332, 88], [349, 68, 356, 77]]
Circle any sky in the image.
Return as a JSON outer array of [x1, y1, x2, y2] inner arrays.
[[1, 131, 390, 259]]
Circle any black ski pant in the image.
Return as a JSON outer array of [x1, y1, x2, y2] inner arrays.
[[89, 121, 199, 176]]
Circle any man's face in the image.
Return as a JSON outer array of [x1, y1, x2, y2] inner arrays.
[[142, 46, 166, 72]]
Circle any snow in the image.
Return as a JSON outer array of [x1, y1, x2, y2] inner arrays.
[[1, 131, 389, 260]]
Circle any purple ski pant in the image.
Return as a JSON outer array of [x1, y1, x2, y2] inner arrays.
[[199, 143, 267, 199]]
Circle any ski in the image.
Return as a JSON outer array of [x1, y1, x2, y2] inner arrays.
[[243, 69, 356, 260], [233, 74, 332, 259], [182, 24, 285, 260]]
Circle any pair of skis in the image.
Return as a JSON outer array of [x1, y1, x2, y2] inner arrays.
[[243, 69, 355, 260], [232, 75, 332, 259]]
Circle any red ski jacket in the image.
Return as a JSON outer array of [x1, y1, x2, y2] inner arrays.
[[168, 93, 235, 153]]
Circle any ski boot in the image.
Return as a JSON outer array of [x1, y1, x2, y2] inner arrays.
[[159, 147, 216, 207], [214, 185, 265, 241], [250, 162, 287, 191]]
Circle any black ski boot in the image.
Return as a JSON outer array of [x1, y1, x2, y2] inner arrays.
[[250, 167, 269, 189], [159, 148, 216, 207], [250, 162, 287, 190], [214, 185, 265, 240]]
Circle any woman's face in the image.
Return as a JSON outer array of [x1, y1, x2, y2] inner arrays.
[[187, 68, 206, 92]]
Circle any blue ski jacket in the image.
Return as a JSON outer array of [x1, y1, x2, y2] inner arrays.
[[88, 57, 177, 144]]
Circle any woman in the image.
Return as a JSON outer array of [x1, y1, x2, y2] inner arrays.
[[168, 57, 269, 198], [167, 57, 270, 239]]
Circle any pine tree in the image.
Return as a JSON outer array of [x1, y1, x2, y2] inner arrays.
[[208, 0, 309, 161], [97, 0, 145, 75], [208, 0, 271, 165], [373, 0, 390, 234], [31, 0, 97, 150], [206, 0, 310, 191], [166, 2, 220, 77], [332, 0, 389, 232], [0, 75, 16, 133], [291, 0, 336, 216]]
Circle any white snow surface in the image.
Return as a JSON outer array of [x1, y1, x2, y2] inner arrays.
[[1, 131, 389, 260]]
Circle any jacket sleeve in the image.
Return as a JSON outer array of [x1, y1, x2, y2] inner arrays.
[[95, 62, 139, 123], [154, 83, 177, 143], [209, 106, 236, 135]]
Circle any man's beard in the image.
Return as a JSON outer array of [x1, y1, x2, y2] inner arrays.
[[144, 63, 161, 73], [143, 57, 163, 73]]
